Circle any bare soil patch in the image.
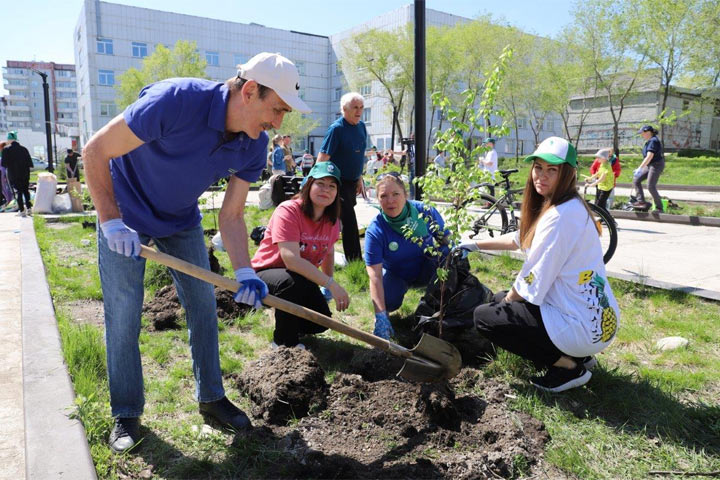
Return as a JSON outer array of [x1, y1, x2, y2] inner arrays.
[[236, 347, 550, 479], [65, 299, 105, 328]]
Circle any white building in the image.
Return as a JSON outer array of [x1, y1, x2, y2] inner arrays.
[[1, 60, 79, 158], [74, 1, 564, 157]]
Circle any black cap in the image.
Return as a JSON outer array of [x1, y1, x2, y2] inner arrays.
[[638, 125, 655, 134]]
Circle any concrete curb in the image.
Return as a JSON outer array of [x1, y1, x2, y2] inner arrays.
[[609, 209, 720, 227], [21, 220, 97, 480]]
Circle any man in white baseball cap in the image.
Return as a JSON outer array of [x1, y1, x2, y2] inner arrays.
[[82, 51, 308, 453]]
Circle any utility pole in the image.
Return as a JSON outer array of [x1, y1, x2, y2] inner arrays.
[[413, 0, 426, 200], [31, 69, 54, 173]]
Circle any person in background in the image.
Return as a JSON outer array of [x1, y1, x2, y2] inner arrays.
[[65, 147, 82, 181], [459, 137, 620, 393], [632, 125, 665, 212], [584, 148, 614, 211], [1, 131, 33, 217], [282, 134, 295, 175], [433, 150, 446, 169], [251, 161, 349, 348], [479, 137, 498, 196], [82, 52, 308, 453], [590, 148, 621, 208], [364, 173, 450, 339], [271, 134, 286, 176], [0, 141, 14, 209], [301, 149, 315, 177], [316, 92, 368, 261]]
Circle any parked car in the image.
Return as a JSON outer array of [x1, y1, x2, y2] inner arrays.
[[31, 157, 48, 171]]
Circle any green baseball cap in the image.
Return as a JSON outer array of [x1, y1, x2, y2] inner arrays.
[[7, 131, 17, 141], [308, 161, 341, 182], [523, 136, 577, 168], [483, 137, 496, 144]]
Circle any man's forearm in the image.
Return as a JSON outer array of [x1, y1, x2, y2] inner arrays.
[[220, 216, 252, 270], [316, 152, 331, 163], [83, 142, 121, 223]]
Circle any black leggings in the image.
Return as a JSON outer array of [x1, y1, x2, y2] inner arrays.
[[473, 291, 564, 368], [256, 268, 329, 347], [595, 189, 611, 211], [12, 178, 32, 211]]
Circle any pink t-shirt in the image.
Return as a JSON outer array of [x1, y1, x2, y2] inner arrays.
[[251, 198, 340, 271]]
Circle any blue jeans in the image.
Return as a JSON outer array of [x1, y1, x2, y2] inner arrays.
[[383, 257, 437, 312], [98, 224, 224, 418]]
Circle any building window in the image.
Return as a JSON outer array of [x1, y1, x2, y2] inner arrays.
[[295, 61, 305, 76], [298, 88, 306, 101], [360, 83, 372, 96], [505, 139, 516, 154], [334, 88, 342, 101], [544, 119, 554, 131], [234, 54, 248, 67], [132, 42, 148, 58], [683, 99, 690, 111], [96, 38, 113, 55], [98, 69, 115, 86], [362, 107, 372, 125], [206, 51, 219, 66], [335, 61, 342, 76], [516, 117, 527, 129], [100, 101, 117, 117], [377, 138, 385, 150]]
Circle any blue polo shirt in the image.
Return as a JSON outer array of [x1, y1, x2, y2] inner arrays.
[[364, 200, 449, 281], [113, 78, 268, 237], [272, 145, 285, 171], [319, 117, 367, 180], [642, 135, 664, 166]]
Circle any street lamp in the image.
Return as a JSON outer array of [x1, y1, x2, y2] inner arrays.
[[30, 68, 54, 173]]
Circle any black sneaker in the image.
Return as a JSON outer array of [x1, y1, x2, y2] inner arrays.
[[109, 417, 141, 453], [575, 355, 598, 371], [530, 365, 592, 393], [199, 396, 252, 432]]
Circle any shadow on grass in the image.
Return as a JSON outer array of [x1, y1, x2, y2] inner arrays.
[[516, 366, 720, 456]]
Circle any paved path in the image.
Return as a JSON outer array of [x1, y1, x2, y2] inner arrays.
[[0, 212, 97, 480]]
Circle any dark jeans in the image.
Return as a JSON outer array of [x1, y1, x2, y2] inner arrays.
[[11, 178, 32, 211], [339, 178, 362, 261], [257, 268, 329, 347], [633, 163, 664, 211], [473, 291, 564, 368], [595, 189, 612, 211]]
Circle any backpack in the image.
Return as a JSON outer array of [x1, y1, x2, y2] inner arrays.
[[414, 251, 494, 334], [270, 174, 303, 206]]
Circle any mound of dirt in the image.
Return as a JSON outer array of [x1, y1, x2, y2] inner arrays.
[[143, 285, 182, 331], [240, 348, 550, 479], [142, 285, 251, 330], [237, 347, 328, 425]]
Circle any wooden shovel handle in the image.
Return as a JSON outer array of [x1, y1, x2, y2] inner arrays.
[[139, 245, 411, 358]]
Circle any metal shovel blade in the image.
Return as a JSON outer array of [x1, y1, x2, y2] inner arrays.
[[397, 333, 462, 383]]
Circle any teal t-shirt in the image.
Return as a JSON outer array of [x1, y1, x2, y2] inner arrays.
[[319, 117, 367, 180]]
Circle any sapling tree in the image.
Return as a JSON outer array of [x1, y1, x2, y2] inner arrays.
[[407, 46, 514, 336]]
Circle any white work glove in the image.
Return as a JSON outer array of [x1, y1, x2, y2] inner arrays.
[[100, 218, 141, 257], [454, 241, 479, 259], [234, 267, 269, 309]]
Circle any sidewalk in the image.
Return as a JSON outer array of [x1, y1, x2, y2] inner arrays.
[[0, 212, 96, 480]]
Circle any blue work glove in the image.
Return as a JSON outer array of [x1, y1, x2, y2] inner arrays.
[[633, 166, 645, 178], [320, 284, 333, 302], [373, 311, 395, 340], [234, 267, 269, 309], [100, 218, 141, 257]]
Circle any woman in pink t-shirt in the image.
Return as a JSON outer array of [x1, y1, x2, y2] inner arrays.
[[251, 161, 350, 348]]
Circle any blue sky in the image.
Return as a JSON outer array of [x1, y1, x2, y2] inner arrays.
[[1, 0, 574, 94]]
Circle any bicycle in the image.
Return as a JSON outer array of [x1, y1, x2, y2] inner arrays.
[[468, 169, 618, 264]]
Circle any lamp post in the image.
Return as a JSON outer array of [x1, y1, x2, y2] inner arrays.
[[30, 68, 54, 173], [413, 0, 426, 200]]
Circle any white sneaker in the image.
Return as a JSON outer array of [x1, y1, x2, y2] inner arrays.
[[20, 210, 27, 217]]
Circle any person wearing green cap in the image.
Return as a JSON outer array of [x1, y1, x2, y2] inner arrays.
[[364, 173, 451, 340], [1, 131, 34, 216], [478, 138, 498, 196], [251, 161, 350, 348], [458, 136, 620, 393]]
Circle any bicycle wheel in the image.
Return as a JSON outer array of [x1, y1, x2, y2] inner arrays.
[[469, 193, 508, 240], [588, 203, 618, 264]]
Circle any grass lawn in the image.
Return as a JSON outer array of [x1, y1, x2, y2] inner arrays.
[[498, 153, 720, 187], [35, 209, 720, 479]]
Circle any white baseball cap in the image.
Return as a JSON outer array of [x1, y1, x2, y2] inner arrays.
[[523, 136, 578, 168], [237, 52, 311, 114]]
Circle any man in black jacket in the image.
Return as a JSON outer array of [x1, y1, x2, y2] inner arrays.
[[0, 131, 34, 216]]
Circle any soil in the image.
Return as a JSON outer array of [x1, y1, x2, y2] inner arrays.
[[142, 285, 250, 330], [236, 348, 550, 479], [65, 299, 105, 328]]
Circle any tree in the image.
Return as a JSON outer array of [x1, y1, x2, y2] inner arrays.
[[683, 0, 720, 88], [628, 0, 705, 141], [271, 111, 319, 146], [341, 28, 413, 143], [116, 40, 208, 110]]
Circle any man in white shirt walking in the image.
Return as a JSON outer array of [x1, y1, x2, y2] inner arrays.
[[479, 137, 498, 196]]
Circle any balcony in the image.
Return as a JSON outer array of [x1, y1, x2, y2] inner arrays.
[[6, 104, 30, 111]]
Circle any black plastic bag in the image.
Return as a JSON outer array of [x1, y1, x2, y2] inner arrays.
[[414, 251, 494, 334]]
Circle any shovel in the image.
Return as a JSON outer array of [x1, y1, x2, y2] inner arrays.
[[140, 245, 462, 383]]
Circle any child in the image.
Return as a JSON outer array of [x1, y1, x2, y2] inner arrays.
[[590, 149, 621, 208], [585, 148, 614, 210]]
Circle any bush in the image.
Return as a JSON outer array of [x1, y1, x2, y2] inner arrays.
[[676, 149, 720, 158]]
